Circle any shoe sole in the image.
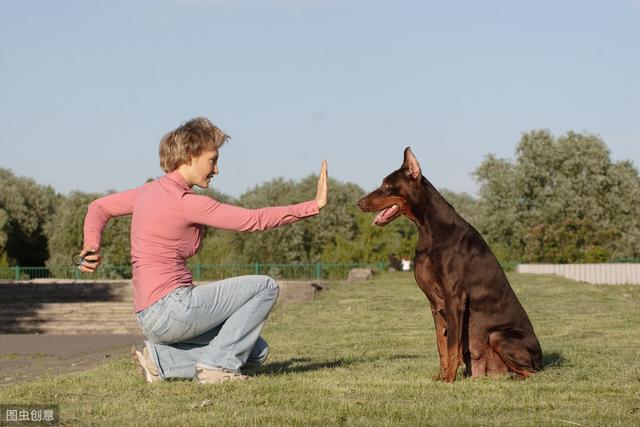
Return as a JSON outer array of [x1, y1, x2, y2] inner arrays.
[[196, 375, 249, 384], [195, 367, 249, 384], [131, 345, 156, 383]]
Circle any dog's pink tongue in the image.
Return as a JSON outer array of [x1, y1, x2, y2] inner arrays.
[[373, 205, 399, 226]]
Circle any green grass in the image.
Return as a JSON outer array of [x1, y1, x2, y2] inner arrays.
[[2, 273, 639, 426]]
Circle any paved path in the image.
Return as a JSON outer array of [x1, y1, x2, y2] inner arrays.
[[0, 334, 144, 386]]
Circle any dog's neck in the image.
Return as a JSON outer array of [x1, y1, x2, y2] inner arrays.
[[411, 177, 464, 253]]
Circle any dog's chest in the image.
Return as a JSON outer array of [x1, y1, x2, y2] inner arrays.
[[413, 255, 446, 306]]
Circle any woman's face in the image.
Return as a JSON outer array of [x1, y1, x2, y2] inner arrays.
[[188, 149, 219, 188]]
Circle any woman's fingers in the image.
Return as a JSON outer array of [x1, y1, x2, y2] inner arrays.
[[78, 248, 101, 272]]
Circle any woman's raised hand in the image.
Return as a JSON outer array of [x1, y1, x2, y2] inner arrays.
[[316, 159, 328, 210]]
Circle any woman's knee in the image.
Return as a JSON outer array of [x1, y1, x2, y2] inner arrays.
[[257, 275, 279, 295]]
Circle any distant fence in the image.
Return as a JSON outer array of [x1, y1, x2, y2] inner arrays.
[[517, 263, 640, 285], [0, 263, 386, 282], [10, 261, 631, 283]]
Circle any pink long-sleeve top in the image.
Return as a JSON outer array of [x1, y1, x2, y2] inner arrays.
[[83, 170, 320, 312]]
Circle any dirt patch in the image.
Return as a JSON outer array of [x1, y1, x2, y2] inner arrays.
[[0, 334, 144, 386]]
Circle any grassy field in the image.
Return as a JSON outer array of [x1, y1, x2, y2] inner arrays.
[[1, 272, 639, 426]]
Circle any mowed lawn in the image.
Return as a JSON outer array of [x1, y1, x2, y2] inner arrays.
[[1, 272, 639, 426]]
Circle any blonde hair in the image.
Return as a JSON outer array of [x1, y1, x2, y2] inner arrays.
[[159, 117, 230, 173]]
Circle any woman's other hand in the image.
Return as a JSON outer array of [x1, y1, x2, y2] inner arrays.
[[316, 159, 328, 210], [79, 248, 101, 273]]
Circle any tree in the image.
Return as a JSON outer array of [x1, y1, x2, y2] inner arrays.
[[601, 160, 640, 259], [474, 130, 640, 262], [0, 208, 9, 267], [473, 154, 523, 261], [523, 219, 615, 263], [0, 168, 59, 266]]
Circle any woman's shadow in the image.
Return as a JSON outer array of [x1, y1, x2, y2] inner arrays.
[[250, 353, 420, 376], [250, 357, 349, 376]]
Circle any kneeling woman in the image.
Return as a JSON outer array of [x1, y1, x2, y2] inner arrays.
[[78, 117, 328, 384]]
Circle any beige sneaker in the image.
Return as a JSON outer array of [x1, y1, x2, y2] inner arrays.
[[195, 365, 248, 384], [131, 345, 160, 383]]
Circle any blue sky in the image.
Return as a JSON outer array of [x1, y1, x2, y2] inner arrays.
[[1, 0, 638, 199]]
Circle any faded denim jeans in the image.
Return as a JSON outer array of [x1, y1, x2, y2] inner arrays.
[[136, 275, 279, 380]]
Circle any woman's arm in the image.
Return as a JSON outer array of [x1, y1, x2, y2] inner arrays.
[[79, 184, 148, 272], [182, 197, 320, 231], [183, 160, 328, 231]]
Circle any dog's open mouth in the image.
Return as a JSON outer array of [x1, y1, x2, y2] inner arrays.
[[373, 204, 401, 226]]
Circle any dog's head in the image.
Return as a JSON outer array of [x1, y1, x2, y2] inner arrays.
[[357, 147, 422, 226]]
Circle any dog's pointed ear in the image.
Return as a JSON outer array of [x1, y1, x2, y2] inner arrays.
[[402, 147, 421, 180]]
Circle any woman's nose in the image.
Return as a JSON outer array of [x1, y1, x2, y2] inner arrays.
[[214, 164, 219, 175]]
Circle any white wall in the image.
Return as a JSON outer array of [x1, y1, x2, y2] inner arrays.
[[516, 264, 640, 285]]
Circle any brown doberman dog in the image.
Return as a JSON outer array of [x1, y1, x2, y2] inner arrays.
[[358, 147, 542, 382]]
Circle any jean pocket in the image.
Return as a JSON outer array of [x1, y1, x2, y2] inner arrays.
[[167, 286, 194, 306], [137, 301, 165, 336], [148, 309, 197, 343]]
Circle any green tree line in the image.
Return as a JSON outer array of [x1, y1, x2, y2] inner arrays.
[[474, 130, 640, 262], [1, 130, 639, 272]]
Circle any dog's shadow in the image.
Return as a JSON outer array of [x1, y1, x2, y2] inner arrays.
[[249, 352, 564, 377], [542, 351, 566, 369], [250, 357, 348, 376]]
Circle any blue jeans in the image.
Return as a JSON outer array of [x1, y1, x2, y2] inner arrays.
[[136, 275, 279, 379]]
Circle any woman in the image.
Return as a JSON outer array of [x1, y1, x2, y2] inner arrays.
[[78, 117, 328, 384]]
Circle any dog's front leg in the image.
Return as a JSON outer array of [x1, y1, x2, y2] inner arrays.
[[430, 307, 448, 380], [441, 292, 468, 382]]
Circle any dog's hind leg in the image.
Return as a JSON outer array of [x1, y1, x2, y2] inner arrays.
[[484, 348, 509, 377], [488, 330, 541, 378]]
